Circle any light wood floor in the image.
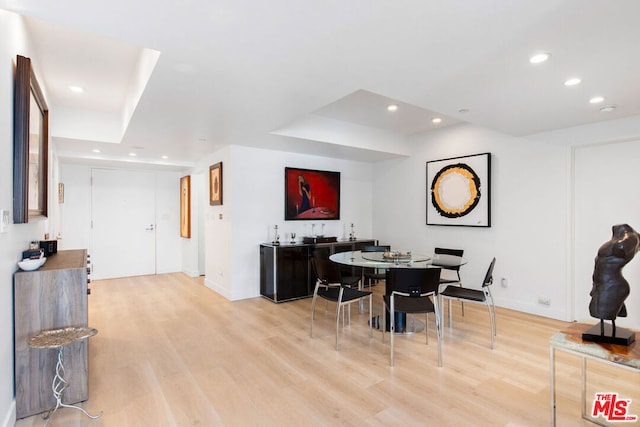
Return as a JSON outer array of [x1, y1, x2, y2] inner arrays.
[[15, 273, 639, 426]]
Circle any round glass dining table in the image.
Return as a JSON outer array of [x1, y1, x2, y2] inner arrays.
[[329, 250, 467, 333], [329, 250, 466, 269]]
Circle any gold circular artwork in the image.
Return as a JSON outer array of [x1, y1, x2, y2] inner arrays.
[[431, 163, 480, 218]]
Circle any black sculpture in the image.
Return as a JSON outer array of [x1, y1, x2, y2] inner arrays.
[[583, 224, 639, 345]]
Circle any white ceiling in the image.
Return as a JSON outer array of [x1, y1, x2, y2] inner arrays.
[[2, 0, 640, 169]]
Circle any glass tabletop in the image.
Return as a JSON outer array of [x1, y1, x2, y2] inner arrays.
[[329, 251, 466, 268]]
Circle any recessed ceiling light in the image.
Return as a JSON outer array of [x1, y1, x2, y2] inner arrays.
[[387, 104, 398, 112], [529, 52, 551, 64], [69, 85, 84, 93], [599, 105, 616, 113], [431, 117, 442, 124], [161, 155, 169, 159], [92, 149, 101, 153], [589, 96, 605, 104], [564, 77, 582, 86], [129, 152, 137, 157]]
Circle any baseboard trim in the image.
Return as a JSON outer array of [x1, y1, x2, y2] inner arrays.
[[1, 400, 16, 427]]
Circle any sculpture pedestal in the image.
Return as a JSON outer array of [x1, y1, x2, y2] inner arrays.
[[550, 323, 640, 426], [582, 322, 636, 346]]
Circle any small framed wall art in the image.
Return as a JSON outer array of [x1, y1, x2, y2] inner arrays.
[[209, 162, 223, 206], [58, 183, 64, 204], [180, 175, 191, 238], [426, 152, 491, 227]]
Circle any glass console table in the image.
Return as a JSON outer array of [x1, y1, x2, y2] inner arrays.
[[549, 322, 639, 426]]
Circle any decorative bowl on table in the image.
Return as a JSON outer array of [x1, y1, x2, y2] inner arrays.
[[18, 257, 46, 271], [383, 251, 412, 260]]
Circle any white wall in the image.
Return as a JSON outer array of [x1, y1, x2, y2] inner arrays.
[[372, 124, 570, 320], [195, 120, 640, 331], [573, 138, 640, 329], [369, 119, 640, 330], [59, 163, 182, 275], [0, 10, 52, 427], [180, 170, 204, 277], [200, 146, 231, 295], [531, 115, 640, 329], [154, 171, 182, 274], [59, 164, 92, 250], [199, 145, 374, 301]]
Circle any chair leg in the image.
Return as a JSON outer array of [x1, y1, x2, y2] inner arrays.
[[433, 296, 442, 367], [368, 295, 373, 338], [456, 274, 465, 317], [489, 293, 497, 336], [335, 302, 342, 351], [425, 313, 429, 344], [447, 298, 453, 328], [438, 295, 444, 332], [310, 285, 319, 338], [486, 301, 496, 350], [486, 290, 497, 349], [342, 305, 346, 328], [390, 297, 395, 366], [381, 302, 386, 342]]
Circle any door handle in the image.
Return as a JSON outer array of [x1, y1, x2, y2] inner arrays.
[[145, 224, 155, 231]]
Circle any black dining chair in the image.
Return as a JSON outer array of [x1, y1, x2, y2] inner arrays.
[[327, 248, 361, 290], [440, 257, 497, 349], [362, 245, 391, 288], [382, 267, 443, 367], [434, 247, 465, 313], [310, 256, 373, 350]]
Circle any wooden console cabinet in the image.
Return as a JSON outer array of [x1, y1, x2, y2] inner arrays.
[[14, 249, 90, 418], [260, 239, 375, 302]]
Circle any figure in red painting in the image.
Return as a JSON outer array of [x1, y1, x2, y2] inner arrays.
[[298, 175, 311, 213]]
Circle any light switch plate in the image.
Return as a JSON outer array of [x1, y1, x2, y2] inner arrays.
[[0, 210, 9, 233]]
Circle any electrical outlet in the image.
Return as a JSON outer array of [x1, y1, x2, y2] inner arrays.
[[500, 277, 508, 288], [538, 296, 551, 306]]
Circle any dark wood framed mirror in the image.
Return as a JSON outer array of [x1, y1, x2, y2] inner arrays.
[[13, 55, 49, 223]]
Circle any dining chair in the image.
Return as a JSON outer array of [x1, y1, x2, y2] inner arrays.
[[328, 248, 361, 290], [382, 267, 443, 367], [440, 257, 497, 349], [310, 256, 373, 350], [434, 247, 465, 314], [362, 245, 391, 288]]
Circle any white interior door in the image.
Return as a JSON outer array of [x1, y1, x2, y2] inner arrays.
[[91, 168, 156, 279], [573, 139, 640, 329]]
